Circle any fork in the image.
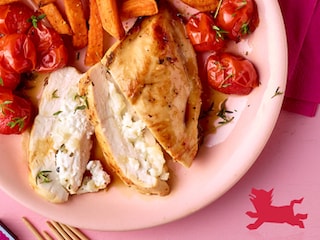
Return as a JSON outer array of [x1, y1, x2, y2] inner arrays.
[[22, 217, 89, 240]]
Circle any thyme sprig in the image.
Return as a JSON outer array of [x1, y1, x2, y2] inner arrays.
[[0, 100, 14, 115], [7, 116, 27, 131], [216, 99, 234, 125], [28, 14, 46, 28], [271, 87, 283, 98]]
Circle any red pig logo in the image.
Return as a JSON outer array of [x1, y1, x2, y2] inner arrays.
[[246, 188, 308, 229]]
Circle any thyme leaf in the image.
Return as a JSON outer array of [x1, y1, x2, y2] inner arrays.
[[271, 87, 283, 98], [36, 170, 52, 184], [0, 100, 14, 115]]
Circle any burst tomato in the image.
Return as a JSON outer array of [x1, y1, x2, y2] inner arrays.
[[0, 33, 37, 73], [0, 89, 33, 134], [216, 0, 259, 42], [186, 12, 226, 52], [0, 66, 20, 90], [206, 53, 259, 95], [0, 2, 34, 34], [28, 22, 68, 72]]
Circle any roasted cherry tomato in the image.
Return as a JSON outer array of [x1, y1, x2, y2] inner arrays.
[[28, 22, 68, 72], [0, 89, 33, 134], [0, 2, 34, 34], [0, 66, 20, 90], [216, 0, 259, 42], [186, 12, 226, 52], [206, 53, 259, 95], [0, 33, 37, 73]]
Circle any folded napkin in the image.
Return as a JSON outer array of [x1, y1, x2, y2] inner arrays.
[[278, 0, 320, 116]]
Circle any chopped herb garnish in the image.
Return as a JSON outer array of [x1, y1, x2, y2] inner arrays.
[[28, 14, 46, 28], [272, 87, 283, 98], [7, 116, 27, 131], [74, 94, 89, 112], [216, 99, 234, 125], [52, 89, 59, 98], [241, 22, 249, 35], [236, 0, 248, 10], [0, 100, 14, 114], [212, 25, 228, 41], [53, 110, 62, 116], [0, 77, 3, 86], [36, 170, 52, 184]]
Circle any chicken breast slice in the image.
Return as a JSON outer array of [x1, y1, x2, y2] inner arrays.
[[80, 63, 170, 195], [102, 3, 202, 167], [28, 67, 108, 203]]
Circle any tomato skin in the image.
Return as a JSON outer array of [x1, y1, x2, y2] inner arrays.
[[216, 0, 259, 42], [0, 89, 33, 134], [0, 2, 34, 34], [28, 22, 68, 72], [206, 53, 259, 95], [0, 33, 37, 73], [186, 12, 226, 52], [0, 66, 20, 90]]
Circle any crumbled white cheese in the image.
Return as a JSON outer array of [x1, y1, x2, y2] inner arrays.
[[77, 160, 110, 194], [107, 81, 169, 185]]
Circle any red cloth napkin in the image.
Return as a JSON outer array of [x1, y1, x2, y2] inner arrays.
[[278, 0, 320, 116]]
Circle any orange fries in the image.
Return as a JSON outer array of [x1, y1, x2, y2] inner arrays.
[[85, 0, 104, 66], [180, 0, 219, 11], [120, 0, 158, 19], [40, 3, 72, 35], [63, 0, 88, 49]]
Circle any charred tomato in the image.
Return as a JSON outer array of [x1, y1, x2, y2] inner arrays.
[[0, 2, 34, 34], [28, 22, 68, 72], [0, 89, 33, 134], [206, 52, 259, 95], [216, 0, 259, 42], [186, 12, 227, 52]]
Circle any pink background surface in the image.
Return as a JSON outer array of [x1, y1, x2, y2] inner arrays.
[[1, 108, 319, 239]]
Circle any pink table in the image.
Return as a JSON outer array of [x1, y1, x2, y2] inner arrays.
[[1, 108, 319, 239]]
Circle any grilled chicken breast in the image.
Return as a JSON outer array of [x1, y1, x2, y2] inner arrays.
[[28, 67, 110, 203], [80, 63, 170, 195], [102, 3, 202, 167]]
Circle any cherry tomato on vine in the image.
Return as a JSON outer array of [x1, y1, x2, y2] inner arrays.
[[0, 33, 37, 73], [28, 22, 68, 72], [0, 2, 34, 34], [186, 12, 226, 52], [216, 0, 259, 42], [206, 53, 259, 95], [0, 66, 21, 90], [0, 89, 33, 134]]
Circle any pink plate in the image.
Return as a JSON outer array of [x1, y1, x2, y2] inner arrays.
[[0, 0, 287, 231]]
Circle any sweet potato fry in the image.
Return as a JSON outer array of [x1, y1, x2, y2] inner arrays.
[[40, 3, 72, 35], [0, 0, 18, 5], [180, 0, 219, 12], [96, 0, 125, 39], [63, 0, 88, 49], [120, 0, 158, 19], [85, 0, 104, 66]]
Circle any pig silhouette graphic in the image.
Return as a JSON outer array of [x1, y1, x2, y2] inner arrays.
[[246, 188, 308, 229]]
